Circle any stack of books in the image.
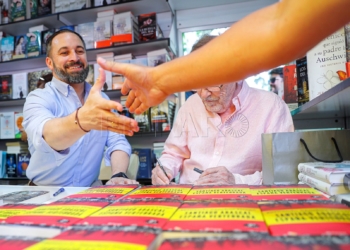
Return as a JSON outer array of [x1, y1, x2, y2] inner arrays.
[[298, 161, 350, 196]]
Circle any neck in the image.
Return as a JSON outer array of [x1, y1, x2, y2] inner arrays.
[[71, 83, 85, 105]]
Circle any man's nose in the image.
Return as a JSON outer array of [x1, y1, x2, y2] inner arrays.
[[68, 51, 79, 61]]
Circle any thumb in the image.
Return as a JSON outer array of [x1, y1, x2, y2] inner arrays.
[[91, 67, 106, 93]]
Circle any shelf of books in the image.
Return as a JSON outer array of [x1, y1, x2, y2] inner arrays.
[[291, 77, 350, 128]]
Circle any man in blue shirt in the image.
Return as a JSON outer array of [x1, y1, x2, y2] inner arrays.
[[23, 30, 140, 186]]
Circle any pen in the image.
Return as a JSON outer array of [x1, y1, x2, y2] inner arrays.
[[194, 168, 203, 174], [156, 157, 171, 183], [53, 187, 65, 197]]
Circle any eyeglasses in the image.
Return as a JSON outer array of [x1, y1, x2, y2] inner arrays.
[[269, 77, 276, 84], [193, 85, 223, 93]]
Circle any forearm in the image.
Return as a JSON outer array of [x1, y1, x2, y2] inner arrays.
[[154, 0, 350, 94], [110, 150, 130, 175]]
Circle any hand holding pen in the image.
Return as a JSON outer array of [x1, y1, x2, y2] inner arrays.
[[152, 157, 173, 185]]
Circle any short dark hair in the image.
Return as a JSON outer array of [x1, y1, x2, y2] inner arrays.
[[191, 35, 217, 53], [269, 67, 283, 77], [46, 29, 86, 57]]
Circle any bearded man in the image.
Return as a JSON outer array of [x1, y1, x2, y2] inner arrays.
[[152, 35, 294, 186], [23, 30, 139, 186]]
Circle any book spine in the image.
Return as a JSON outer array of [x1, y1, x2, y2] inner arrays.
[[297, 163, 332, 184], [298, 172, 332, 195]]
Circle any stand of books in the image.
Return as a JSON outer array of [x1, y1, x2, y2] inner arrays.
[[0, 184, 349, 249]]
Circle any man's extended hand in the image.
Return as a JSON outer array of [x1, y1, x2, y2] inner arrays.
[[152, 164, 174, 185], [78, 68, 139, 136], [194, 166, 235, 185], [106, 177, 139, 185], [97, 57, 169, 114]]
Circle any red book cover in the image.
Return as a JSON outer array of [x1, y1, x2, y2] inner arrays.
[[260, 201, 350, 236], [5, 199, 110, 228], [250, 184, 328, 201], [283, 65, 298, 104], [64, 185, 139, 200], [162, 201, 268, 233], [0, 204, 40, 222], [158, 234, 350, 250], [121, 185, 192, 201], [28, 226, 157, 250], [0, 236, 44, 250], [78, 199, 181, 229], [184, 185, 251, 201]]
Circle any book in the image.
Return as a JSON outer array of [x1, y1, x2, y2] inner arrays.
[[133, 110, 151, 132], [133, 148, 153, 179], [12, 73, 28, 99], [298, 172, 349, 196], [75, 22, 94, 49], [163, 201, 268, 233], [0, 235, 45, 250], [17, 152, 30, 177], [0, 151, 6, 178], [147, 48, 170, 67], [5, 199, 110, 228], [249, 184, 328, 201], [0, 191, 48, 204], [150, 100, 171, 132], [184, 185, 252, 201], [121, 185, 192, 201], [37, 0, 51, 16], [5, 153, 16, 178], [26, 31, 41, 57], [260, 201, 350, 236], [78, 199, 181, 229], [283, 65, 298, 111], [307, 28, 347, 100], [0, 75, 13, 100], [13, 35, 26, 59], [298, 161, 350, 184], [1, 112, 15, 139], [14, 112, 24, 139], [0, 204, 40, 222], [40, 29, 55, 55], [296, 56, 309, 106], [9, 0, 26, 22], [28, 69, 52, 93], [0, 36, 14, 62], [63, 185, 139, 200], [138, 12, 157, 41], [29, 25, 48, 32], [29, 226, 158, 250], [30, 0, 38, 18], [346, 22, 350, 62]]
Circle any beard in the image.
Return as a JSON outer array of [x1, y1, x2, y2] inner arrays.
[[53, 60, 89, 84]]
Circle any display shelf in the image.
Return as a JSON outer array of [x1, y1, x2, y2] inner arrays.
[[0, 98, 26, 107], [291, 78, 350, 129]]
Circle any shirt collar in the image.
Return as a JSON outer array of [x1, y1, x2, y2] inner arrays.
[[51, 76, 91, 98], [231, 80, 249, 111]]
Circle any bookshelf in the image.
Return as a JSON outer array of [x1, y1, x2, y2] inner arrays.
[[292, 78, 350, 130]]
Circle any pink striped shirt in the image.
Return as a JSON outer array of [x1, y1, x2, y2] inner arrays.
[[160, 81, 294, 185]]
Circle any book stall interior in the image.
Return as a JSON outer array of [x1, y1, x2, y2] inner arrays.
[[0, 0, 350, 249]]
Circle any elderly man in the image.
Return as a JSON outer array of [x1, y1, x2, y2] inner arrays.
[[152, 35, 294, 186]]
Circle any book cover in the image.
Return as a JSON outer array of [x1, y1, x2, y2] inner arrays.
[[26, 31, 41, 57], [0, 191, 48, 204], [133, 110, 151, 133], [113, 11, 135, 35], [283, 65, 298, 111], [5, 199, 110, 228], [37, 0, 51, 16], [75, 22, 94, 49], [0, 236, 44, 250], [28, 69, 52, 93], [150, 100, 171, 132], [121, 185, 192, 201], [41, 29, 55, 55], [17, 152, 30, 177], [1, 112, 15, 139], [249, 184, 328, 201], [184, 185, 252, 201], [0, 204, 40, 222], [0, 75, 13, 100], [298, 161, 350, 184], [64, 184, 139, 200], [163, 201, 268, 233], [133, 148, 153, 179], [14, 112, 24, 139], [0, 36, 14, 61], [13, 35, 27, 59], [10, 0, 26, 22], [78, 199, 181, 229], [345, 22, 350, 62], [30, 0, 38, 18], [94, 20, 113, 42], [298, 172, 349, 196], [147, 48, 170, 67], [260, 201, 350, 236], [28, 226, 158, 250], [307, 28, 347, 100], [138, 12, 157, 41], [12, 73, 28, 99], [296, 56, 309, 106]]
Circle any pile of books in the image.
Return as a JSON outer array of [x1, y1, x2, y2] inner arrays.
[[298, 161, 350, 196]]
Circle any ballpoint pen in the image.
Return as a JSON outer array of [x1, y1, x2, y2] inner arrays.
[[53, 187, 65, 197], [156, 157, 171, 184], [193, 167, 204, 174]]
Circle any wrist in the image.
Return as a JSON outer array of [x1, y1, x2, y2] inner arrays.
[[75, 107, 90, 133], [111, 172, 129, 179]]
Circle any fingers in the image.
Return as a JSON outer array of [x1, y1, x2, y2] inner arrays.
[[151, 165, 172, 185], [105, 114, 139, 135], [91, 67, 106, 93], [134, 103, 150, 115], [97, 57, 127, 76], [106, 177, 139, 185]]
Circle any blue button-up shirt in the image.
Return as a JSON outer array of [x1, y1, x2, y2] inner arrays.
[[23, 77, 131, 187]]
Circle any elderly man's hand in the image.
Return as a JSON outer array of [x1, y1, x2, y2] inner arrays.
[[194, 166, 235, 185], [106, 177, 139, 185], [152, 164, 174, 185], [97, 57, 169, 114]]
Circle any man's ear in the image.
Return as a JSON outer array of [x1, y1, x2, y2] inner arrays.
[[46, 57, 54, 71]]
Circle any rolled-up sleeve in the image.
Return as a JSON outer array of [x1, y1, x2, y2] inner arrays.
[[104, 132, 131, 166]]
